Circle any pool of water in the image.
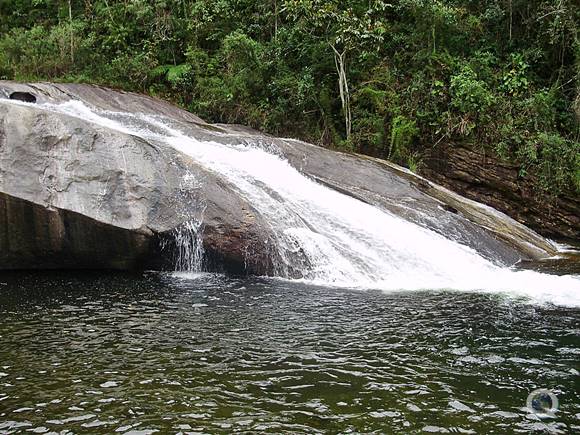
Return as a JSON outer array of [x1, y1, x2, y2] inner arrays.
[[0, 271, 578, 433]]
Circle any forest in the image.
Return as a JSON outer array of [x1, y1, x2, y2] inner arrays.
[[1, 0, 578, 199]]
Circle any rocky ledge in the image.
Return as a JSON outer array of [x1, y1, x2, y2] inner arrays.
[[0, 81, 561, 273], [421, 142, 579, 242]]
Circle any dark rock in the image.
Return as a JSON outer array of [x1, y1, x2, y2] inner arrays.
[[9, 91, 36, 103], [0, 192, 153, 270], [421, 142, 580, 242]]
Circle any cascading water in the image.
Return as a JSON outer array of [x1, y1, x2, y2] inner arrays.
[[164, 170, 206, 273], [161, 219, 205, 273], [5, 99, 580, 306]]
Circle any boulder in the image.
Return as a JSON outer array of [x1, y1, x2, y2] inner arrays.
[[0, 81, 559, 273], [0, 86, 277, 273]]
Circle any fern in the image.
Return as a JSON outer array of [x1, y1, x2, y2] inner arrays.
[[150, 64, 191, 86]]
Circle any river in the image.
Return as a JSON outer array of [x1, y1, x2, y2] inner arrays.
[[1, 271, 578, 433]]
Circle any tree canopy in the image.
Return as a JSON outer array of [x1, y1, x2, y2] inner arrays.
[[1, 0, 578, 197]]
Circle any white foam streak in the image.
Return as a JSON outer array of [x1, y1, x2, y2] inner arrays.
[[9, 99, 580, 307]]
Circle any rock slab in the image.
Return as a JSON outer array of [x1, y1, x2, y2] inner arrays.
[[0, 81, 559, 272]]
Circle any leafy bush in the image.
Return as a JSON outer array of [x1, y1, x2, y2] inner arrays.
[[450, 65, 494, 115], [389, 115, 419, 164]]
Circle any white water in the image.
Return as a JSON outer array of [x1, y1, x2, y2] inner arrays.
[[160, 219, 205, 272], [6, 99, 580, 306]]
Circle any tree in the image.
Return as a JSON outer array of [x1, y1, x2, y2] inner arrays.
[[284, 0, 389, 141], [0, 0, 577, 196]]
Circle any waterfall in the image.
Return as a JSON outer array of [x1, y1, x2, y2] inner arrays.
[[168, 219, 205, 273], [6, 99, 580, 306]]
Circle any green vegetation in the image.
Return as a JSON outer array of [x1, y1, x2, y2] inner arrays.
[[1, 0, 578, 196]]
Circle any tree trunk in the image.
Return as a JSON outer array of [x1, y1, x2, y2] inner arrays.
[[273, 0, 278, 40], [68, 0, 74, 64], [331, 44, 352, 141], [508, 0, 512, 41]]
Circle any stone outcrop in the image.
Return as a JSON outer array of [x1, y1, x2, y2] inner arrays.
[[421, 142, 579, 242], [0, 83, 277, 273], [0, 81, 562, 272]]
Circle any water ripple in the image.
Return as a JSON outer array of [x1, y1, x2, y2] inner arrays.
[[0, 271, 578, 433]]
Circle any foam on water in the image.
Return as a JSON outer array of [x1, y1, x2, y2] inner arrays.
[[5, 99, 580, 306]]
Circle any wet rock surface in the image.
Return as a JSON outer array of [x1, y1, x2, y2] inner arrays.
[[0, 81, 561, 272]]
